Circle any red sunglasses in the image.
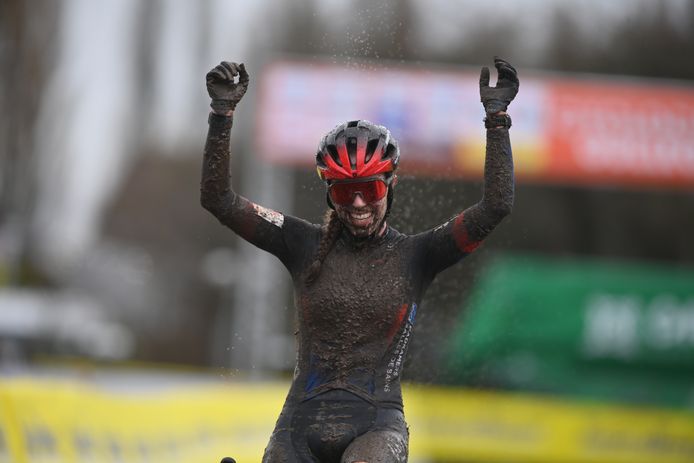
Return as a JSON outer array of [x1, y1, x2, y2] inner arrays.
[[329, 179, 388, 206]]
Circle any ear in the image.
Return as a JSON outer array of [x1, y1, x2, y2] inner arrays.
[[391, 174, 398, 188]]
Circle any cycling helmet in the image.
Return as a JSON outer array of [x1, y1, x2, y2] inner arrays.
[[316, 120, 399, 182], [315, 120, 400, 211]]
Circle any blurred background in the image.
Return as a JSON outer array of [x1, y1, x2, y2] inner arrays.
[[1, 0, 693, 462]]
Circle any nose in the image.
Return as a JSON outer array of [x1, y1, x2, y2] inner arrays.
[[351, 193, 366, 208]]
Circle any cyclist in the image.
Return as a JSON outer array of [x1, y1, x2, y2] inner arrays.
[[202, 57, 518, 463]]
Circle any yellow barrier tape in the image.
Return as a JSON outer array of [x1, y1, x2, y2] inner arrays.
[[1, 378, 693, 463], [404, 385, 694, 463]]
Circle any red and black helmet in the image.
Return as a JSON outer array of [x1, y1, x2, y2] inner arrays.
[[316, 120, 400, 182]]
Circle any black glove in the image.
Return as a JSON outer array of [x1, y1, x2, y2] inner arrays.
[[206, 61, 249, 116], [479, 57, 519, 114]]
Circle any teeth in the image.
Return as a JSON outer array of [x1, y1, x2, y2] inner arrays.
[[350, 212, 372, 220]]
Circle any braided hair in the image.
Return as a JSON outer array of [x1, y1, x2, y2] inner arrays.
[[304, 209, 343, 286]]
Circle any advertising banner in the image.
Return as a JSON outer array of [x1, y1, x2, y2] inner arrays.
[[444, 255, 694, 407], [256, 59, 694, 189], [2, 379, 694, 463]]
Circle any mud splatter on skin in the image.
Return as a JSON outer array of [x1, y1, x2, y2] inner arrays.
[[201, 114, 514, 462], [334, 194, 388, 238], [342, 428, 409, 463]]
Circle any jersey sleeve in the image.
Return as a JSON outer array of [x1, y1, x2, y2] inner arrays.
[[418, 126, 514, 276], [200, 112, 319, 272]]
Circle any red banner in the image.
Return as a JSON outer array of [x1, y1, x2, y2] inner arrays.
[[542, 80, 694, 188]]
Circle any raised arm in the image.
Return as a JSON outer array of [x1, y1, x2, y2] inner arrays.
[[200, 62, 315, 263], [459, 57, 518, 244], [201, 61, 249, 219], [423, 57, 518, 273]]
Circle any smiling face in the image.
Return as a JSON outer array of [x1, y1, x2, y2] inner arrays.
[[333, 190, 388, 238]]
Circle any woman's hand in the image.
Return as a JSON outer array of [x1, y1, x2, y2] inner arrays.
[[479, 57, 519, 115], [206, 61, 249, 116]]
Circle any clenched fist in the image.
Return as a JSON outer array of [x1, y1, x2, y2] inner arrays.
[[206, 61, 249, 116]]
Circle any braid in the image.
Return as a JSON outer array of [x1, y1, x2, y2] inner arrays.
[[304, 209, 342, 286]]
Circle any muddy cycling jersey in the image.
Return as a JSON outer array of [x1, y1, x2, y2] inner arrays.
[[201, 113, 514, 461]]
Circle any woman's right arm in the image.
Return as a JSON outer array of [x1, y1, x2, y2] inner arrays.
[[200, 62, 317, 262], [201, 111, 282, 238]]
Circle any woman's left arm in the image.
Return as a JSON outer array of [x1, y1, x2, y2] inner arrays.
[[455, 113, 514, 249], [422, 58, 518, 272]]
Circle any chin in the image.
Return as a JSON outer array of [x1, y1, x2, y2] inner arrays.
[[345, 219, 381, 238], [349, 226, 372, 237]]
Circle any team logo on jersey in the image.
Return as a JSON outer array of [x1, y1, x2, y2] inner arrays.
[[384, 302, 417, 393], [408, 303, 417, 325], [253, 204, 284, 228]]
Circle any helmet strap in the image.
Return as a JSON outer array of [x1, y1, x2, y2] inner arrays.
[[385, 185, 394, 217]]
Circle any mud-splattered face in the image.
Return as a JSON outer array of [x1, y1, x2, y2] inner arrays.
[[334, 191, 388, 238]]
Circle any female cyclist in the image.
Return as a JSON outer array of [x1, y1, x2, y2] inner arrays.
[[202, 57, 518, 463]]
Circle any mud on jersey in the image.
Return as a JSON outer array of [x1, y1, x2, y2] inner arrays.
[[289, 222, 478, 410], [201, 113, 513, 410]]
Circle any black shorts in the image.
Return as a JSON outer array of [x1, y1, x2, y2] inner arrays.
[[262, 389, 409, 463]]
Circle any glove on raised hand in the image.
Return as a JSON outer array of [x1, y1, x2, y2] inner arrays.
[[479, 57, 519, 114], [206, 61, 249, 116]]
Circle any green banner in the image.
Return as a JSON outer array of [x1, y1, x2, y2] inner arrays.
[[444, 255, 694, 408]]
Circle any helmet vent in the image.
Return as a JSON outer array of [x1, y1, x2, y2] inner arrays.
[[385, 143, 397, 160], [365, 139, 379, 163], [347, 137, 357, 168], [315, 151, 326, 167], [326, 144, 341, 166], [347, 120, 359, 127]]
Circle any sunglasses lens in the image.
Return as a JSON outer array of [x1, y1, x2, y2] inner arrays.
[[329, 180, 387, 206]]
